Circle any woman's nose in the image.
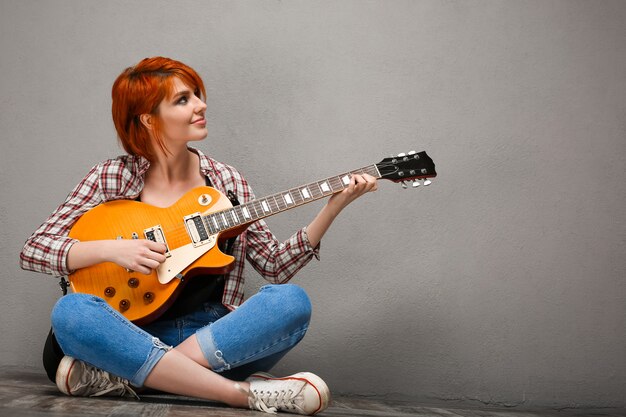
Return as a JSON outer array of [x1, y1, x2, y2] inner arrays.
[[192, 95, 207, 113]]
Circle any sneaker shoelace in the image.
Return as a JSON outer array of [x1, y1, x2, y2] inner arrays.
[[81, 366, 139, 399], [235, 383, 303, 414]]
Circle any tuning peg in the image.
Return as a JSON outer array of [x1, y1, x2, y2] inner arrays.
[[397, 152, 406, 157], [412, 180, 421, 188], [423, 179, 432, 186], [401, 181, 408, 189], [408, 150, 416, 155]]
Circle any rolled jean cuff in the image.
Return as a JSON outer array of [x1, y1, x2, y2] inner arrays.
[[130, 337, 172, 387], [196, 325, 230, 373]]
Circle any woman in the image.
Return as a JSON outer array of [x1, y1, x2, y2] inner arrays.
[[20, 57, 377, 415]]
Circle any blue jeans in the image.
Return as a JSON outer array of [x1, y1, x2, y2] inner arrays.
[[51, 284, 311, 387]]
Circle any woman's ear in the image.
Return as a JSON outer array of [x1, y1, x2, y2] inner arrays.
[[139, 114, 153, 130]]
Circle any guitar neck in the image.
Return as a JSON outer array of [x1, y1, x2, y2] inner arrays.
[[202, 164, 381, 235]]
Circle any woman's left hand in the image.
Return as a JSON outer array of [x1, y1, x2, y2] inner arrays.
[[327, 173, 378, 214]]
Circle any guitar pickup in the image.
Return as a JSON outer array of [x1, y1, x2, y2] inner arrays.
[[144, 225, 171, 257], [183, 213, 211, 247]]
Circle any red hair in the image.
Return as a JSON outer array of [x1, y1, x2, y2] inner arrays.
[[111, 57, 206, 161]]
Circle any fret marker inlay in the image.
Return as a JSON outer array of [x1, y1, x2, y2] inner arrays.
[[261, 201, 270, 212], [301, 188, 310, 199], [284, 194, 293, 205], [342, 175, 350, 185], [320, 182, 330, 192]]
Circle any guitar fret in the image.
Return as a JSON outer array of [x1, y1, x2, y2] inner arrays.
[[312, 182, 323, 198], [293, 189, 304, 204], [203, 217, 215, 235], [224, 211, 234, 227], [251, 201, 261, 218], [215, 214, 224, 230], [231, 208, 241, 225], [275, 194, 286, 211], [268, 196, 278, 212]]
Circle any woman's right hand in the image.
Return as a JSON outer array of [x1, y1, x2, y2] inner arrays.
[[67, 239, 167, 274], [106, 239, 167, 275]]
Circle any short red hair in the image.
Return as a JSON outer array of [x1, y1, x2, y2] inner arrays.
[[111, 57, 206, 161]]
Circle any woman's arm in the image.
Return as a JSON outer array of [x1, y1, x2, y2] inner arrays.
[[67, 239, 167, 275], [20, 157, 150, 277], [243, 173, 377, 283], [305, 173, 377, 248]]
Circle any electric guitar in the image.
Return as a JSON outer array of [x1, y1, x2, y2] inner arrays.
[[68, 151, 437, 324]]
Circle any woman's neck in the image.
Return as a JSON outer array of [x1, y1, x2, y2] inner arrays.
[[140, 145, 206, 208], [147, 145, 200, 186]]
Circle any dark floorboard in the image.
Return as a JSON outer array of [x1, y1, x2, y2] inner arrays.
[[0, 367, 623, 417]]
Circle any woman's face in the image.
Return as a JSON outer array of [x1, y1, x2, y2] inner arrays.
[[155, 77, 208, 145]]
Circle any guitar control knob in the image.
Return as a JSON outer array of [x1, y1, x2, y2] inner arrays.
[[119, 299, 130, 312], [104, 287, 116, 297], [128, 278, 139, 288], [143, 292, 155, 304]]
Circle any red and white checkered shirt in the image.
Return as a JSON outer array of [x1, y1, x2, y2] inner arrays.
[[20, 148, 320, 309]]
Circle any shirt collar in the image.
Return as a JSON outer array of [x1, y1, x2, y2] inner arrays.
[[128, 154, 151, 179], [189, 147, 214, 175]]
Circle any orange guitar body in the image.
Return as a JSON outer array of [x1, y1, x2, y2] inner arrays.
[[68, 186, 247, 325]]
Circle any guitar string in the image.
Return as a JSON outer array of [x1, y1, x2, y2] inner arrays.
[[138, 162, 419, 242], [150, 165, 381, 241]]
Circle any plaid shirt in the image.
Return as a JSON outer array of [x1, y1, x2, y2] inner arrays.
[[20, 148, 320, 309]]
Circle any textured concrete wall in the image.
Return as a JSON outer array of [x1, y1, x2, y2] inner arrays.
[[1, 0, 624, 409]]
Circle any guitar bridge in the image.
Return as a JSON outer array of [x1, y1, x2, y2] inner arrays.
[[144, 225, 171, 257]]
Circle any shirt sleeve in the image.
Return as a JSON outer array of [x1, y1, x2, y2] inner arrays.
[[242, 199, 321, 284], [19, 164, 104, 277]]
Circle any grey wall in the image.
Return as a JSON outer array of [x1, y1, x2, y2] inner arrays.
[[1, 0, 624, 410]]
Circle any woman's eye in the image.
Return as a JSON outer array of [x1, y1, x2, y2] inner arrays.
[[177, 96, 188, 105]]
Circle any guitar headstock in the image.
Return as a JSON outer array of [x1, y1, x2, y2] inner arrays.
[[376, 151, 437, 188]]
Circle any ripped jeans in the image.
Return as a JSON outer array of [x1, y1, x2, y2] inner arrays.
[[51, 284, 311, 387]]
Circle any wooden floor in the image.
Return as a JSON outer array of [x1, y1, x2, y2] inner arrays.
[[0, 367, 623, 417]]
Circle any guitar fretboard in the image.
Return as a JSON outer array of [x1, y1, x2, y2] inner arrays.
[[201, 164, 381, 234]]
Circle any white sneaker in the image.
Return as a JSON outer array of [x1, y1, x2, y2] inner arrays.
[[55, 356, 138, 398], [238, 371, 331, 415]]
